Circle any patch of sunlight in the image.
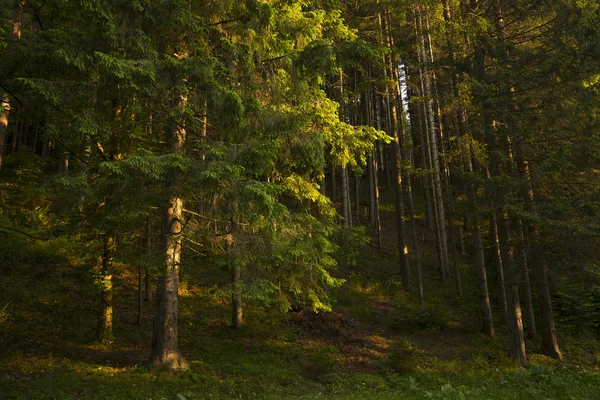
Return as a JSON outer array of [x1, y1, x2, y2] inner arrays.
[[178, 283, 207, 298], [92, 365, 129, 376], [366, 335, 392, 351], [265, 338, 295, 348], [448, 320, 461, 328], [379, 204, 395, 212]]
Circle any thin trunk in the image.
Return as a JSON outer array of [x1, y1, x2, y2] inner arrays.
[[41, 137, 50, 158], [342, 166, 350, 226], [231, 263, 243, 329], [96, 235, 115, 344], [465, 145, 494, 336], [331, 162, 336, 204], [539, 262, 562, 359], [32, 121, 39, 155], [491, 213, 508, 323], [519, 158, 562, 359], [137, 263, 143, 326], [372, 149, 383, 248], [415, 17, 444, 279], [368, 153, 377, 234], [355, 173, 360, 224], [346, 167, 353, 226], [447, 204, 463, 297], [498, 211, 527, 366], [382, 14, 410, 287], [145, 214, 153, 302], [417, 9, 449, 280], [403, 125, 424, 303], [145, 267, 152, 302], [515, 220, 536, 340], [468, 190, 494, 335], [230, 220, 243, 329], [458, 225, 467, 256]]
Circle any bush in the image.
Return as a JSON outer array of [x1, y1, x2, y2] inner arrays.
[[386, 338, 421, 374]]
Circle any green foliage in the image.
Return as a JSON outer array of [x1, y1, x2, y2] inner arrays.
[[391, 298, 451, 333], [0, 301, 12, 326], [302, 345, 342, 381], [386, 338, 421, 374]]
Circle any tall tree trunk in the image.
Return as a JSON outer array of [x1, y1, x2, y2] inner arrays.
[[0, 94, 9, 169], [229, 220, 243, 329], [382, 13, 410, 287], [96, 235, 115, 344], [11, 119, 21, 153], [32, 121, 39, 155], [0, 0, 24, 170], [465, 160, 494, 336], [519, 159, 562, 359], [137, 263, 143, 326], [145, 214, 153, 302], [231, 262, 243, 329], [371, 150, 382, 248], [539, 262, 562, 359], [331, 161, 337, 204], [354, 173, 360, 224], [515, 220, 536, 340], [506, 281, 527, 366], [447, 203, 463, 297], [150, 93, 187, 370], [491, 212, 508, 323], [404, 131, 425, 304], [497, 210, 527, 365], [417, 8, 449, 280], [413, 12, 445, 280], [341, 166, 350, 226]]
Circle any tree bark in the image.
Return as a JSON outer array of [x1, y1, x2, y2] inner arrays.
[[145, 214, 153, 302], [519, 158, 562, 359], [150, 93, 187, 370], [498, 210, 527, 366], [515, 220, 536, 340], [341, 166, 350, 226], [231, 262, 243, 329], [491, 213, 508, 323], [0, 1, 24, 169], [466, 172, 494, 336], [137, 263, 143, 326], [0, 94, 9, 169], [539, 262, 562, 359], [417, 9, 449, 280], [96, 235, 115, 344], [229, 220, 243, 330], [382, 14, 411, 288]]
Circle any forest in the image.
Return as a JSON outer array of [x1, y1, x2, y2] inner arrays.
[[1, 0, 600, 398]]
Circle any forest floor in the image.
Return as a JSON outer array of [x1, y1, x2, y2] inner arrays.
[[1, 177, 600, 399]]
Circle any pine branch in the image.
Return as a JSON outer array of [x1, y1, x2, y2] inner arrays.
[[0, 226, 51, 241]]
